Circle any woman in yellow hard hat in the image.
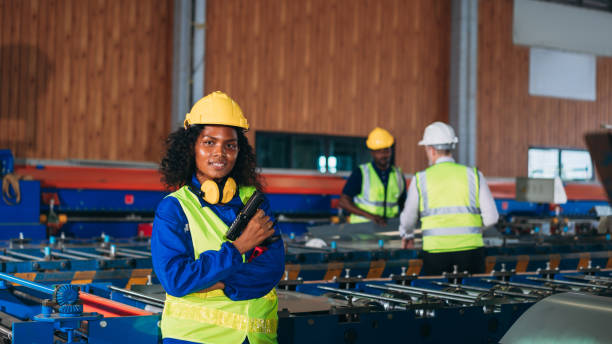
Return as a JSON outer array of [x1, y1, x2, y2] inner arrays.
[[338, 127, 407, 226], [152, 91, 284, 344]]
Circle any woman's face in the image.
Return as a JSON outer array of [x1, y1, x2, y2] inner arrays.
[[194, 125, 239, 183]]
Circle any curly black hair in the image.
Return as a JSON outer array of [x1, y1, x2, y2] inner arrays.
[[159, 124, 261, 191]]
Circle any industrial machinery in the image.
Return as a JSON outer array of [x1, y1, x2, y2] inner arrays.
[[0, 227, 609, 283], [277, 264, 612, 343], [0, 272, 158, 344], [4, 153, 610, 242], [2, 262, 610, 343]]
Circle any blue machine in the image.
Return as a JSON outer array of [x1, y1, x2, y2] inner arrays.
[[1, 151, 46, 239], [495, 198, 609, 217], [0, 150, 13, 176], [0, 242, 153, 273], [274, 268, 612, 344], [0, 272, 159, 343], [5, 268, 610, 343], [0, 180, 47, 240], [0, 254, 611, 343]]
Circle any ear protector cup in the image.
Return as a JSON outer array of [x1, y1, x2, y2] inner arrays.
[[200, 180, 220, 204], [199, 177, 237, 204], [221, 177, 237, 204]]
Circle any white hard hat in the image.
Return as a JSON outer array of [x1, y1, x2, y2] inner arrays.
[[418, 122, 458, 148]]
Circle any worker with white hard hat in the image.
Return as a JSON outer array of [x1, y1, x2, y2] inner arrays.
[[339, 127, 407, 225], [399, 121, 499, 275]]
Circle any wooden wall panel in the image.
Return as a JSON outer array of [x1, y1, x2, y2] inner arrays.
[[478, 0, 612, 177], [205, 0, 452, 173], [0, 0, 172, 162]]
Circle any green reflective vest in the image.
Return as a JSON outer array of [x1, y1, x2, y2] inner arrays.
[[416, 162, 484, 253], [161, 185, 278, 344], [350, 163, 405, 223]]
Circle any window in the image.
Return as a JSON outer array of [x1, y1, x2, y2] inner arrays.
[[255, 132, 371, 173], [560, 150, 593, 180], [528, 147, 593, 181], [528, 148, 559, 178]]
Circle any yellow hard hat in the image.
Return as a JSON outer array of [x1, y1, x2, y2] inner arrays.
[[184, 91, 249, 130], [366, 127, 394, 150]]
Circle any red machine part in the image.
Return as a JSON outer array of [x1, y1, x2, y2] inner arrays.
[[41, 192, 60, 205], [15, 165, 608, 200], [79, 291, 153, 317], [137, 222, 153, 237]]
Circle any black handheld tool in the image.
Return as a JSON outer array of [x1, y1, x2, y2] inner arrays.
[[226, 191, 281, 246]]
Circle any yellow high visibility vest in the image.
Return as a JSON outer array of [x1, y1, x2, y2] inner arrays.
[[416, 162, 484, 253], [161, 185, 278, 344], [350, 163, 405, 223]]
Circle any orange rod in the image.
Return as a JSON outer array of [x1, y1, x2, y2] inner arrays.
[[79, 291, 153, 317]]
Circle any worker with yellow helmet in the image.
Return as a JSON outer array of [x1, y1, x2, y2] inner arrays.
[[399, 121, 499, 275], [152, 91, 284, 344], [339, 127, 407, 225]]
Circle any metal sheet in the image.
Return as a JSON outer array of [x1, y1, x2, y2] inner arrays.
[[88, 315, 160, 344], [277, 290, 344, 313], [501, 292, 612, 343], [307, 218, 400, 241]]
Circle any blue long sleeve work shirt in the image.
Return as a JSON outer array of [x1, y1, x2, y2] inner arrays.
[[151, 178, 285, 344]]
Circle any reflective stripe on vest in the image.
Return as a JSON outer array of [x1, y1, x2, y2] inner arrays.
[[164, 293, 277, 334], [351, 163, 404, 223], [161, 185, 278, 344], [416, 163, 484, 253], [421, 226, 482, 236], [420, 206, 481, 217]]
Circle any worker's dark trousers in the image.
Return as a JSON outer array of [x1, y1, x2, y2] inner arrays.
[[421, 247, 485, 276]]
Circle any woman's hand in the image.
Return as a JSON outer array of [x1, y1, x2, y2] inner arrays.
[[232, 209, 275, 254]]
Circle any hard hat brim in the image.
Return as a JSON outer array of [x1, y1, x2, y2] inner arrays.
[[418, 138, 458, 146]]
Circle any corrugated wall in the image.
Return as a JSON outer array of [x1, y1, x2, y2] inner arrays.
[[0, 0, 172, 162], [478, 0, 612, 177], [5, 0, 606, 177], [205, 0, 452, 173]]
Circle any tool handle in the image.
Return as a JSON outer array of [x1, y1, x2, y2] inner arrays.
[[225, 191, 265, 241]]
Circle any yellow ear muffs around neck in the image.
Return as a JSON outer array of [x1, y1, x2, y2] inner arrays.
[[221, 177, 237, 204], [200, 177, 236, 205]]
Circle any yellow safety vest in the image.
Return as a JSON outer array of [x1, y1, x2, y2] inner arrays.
[[416, 162, 484, 253], [161, 185, 278, 344], [350, 163, 405, 223]]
